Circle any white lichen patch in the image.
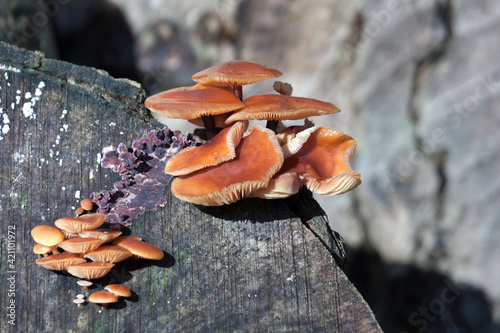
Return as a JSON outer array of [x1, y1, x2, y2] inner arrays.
[[75, 190, 81, 199], [0, 64, 21, 73], [60, 109, 67, 119]]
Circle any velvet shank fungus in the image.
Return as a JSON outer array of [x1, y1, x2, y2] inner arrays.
[[36, 252, 87, 271], [88, 291, 118, 308], [145, 83, 245, 121], [253, 126, 361, 198], [55, 213, 106, 233], [145, 83, 245, 139], [170, 125, 284, 206], [78, 229, 122, 243], [31, 225, 65, 247], [164, 120, 248, 176], [67, 262, 115, 280], [191, 60, 282, 99], [225, 94, 340, 125], [83, 245, 133, 263], [116, 239, 164, 260], [58, 237, 105, 254], [104, 284, 132, 298]]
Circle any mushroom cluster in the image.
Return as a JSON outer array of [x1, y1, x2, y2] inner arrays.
[[31, 206, 163, 307], [145, 60, 361, 206]]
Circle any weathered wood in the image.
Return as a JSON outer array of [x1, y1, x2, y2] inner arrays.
[[0, 42, 381, 333]]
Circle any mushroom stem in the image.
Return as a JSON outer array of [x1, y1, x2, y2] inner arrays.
[[266, 120, 279, 133], [202, 115, 217, 140], [233, 84, 243, 101]]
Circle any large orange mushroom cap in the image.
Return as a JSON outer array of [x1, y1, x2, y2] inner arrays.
[[144, 83, 245, 121], [191, 60, 282, 87], [171, 125, 284, 206], [225, 94, 340, 124], [164, 121, 248, 176], [251, 126, 360, 198]]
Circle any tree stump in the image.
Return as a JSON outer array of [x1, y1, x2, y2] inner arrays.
[[0, 42, 381, 332]]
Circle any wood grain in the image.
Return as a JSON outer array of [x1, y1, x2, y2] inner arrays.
[[0, 42, 381, 333]]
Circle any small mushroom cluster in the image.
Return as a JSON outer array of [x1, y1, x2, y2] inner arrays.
[[31, 208, 163, 307], [145, 60, 361, 206]]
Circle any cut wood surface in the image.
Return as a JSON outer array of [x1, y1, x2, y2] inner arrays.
[[0, 42, 381, 333]]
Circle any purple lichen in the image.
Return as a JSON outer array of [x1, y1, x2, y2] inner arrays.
[[90, 127, 200, 224]]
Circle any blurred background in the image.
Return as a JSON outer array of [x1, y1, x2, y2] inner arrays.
[[1, 0, 499, 331]]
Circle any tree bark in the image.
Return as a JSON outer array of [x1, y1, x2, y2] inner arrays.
[[0, 42, 381, 333]]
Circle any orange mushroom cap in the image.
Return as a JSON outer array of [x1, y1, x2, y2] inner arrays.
[[80, 198, 94, 211], [67, 262, 115, 280], [54, 213, 106, 233], [57, 237, 105, 254], [31, 225, 65, 246], [104, 284, 132, 297], [225, 94, 340, 124], [164, 121, 248, 176], [171, 124, 284, 206], [111, 235, 142, 245], [116, 240, 164, 260], [88, 290, 119, 304], [191, 60, 282, 87], [83, 245, 133, 263], [36, 252, 87, 271], [33, 243, 52, 256], [78, 229, 122, 243], [144, 83, 245, 121], [272, 127, 361, 196]]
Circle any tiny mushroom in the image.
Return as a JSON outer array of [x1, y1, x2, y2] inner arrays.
[[80, 198, 94, 211], [33, 244, 52, 257], [73, 298, 85, 307], [191, 60, 282, 100], [77, 280, 93, 290], [83, 245, 133, 263], [164, 121, 248, 176], [55, 213, 106, 234], [88, 291, 118, 308], [104, 284, 132, 298], [67, 262, 115, 280], [36, 252, 87, 271], [170, 125, 284, 206]]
